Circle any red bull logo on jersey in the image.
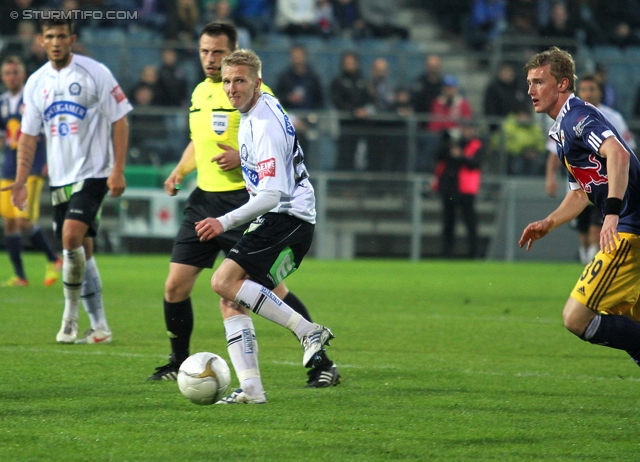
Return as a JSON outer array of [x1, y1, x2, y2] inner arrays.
[[570, 154, 608, 193], [257, 158, 276, 180]]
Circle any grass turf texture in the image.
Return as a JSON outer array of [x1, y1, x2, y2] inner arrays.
[[1, 254, 640, 461]]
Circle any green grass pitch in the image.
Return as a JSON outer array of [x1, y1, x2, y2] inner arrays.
[[1, 254, 640, 461]]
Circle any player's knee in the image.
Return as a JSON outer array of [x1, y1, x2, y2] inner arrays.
[[210, 271, 226, 297], [562, 304, 591, 337], [164, 276, 189, 302]]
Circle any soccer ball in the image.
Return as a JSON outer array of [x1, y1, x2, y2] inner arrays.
[[177, 352, 232, 405]]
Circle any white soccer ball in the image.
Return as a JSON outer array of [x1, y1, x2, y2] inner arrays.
[[177, 352, 232, 405]]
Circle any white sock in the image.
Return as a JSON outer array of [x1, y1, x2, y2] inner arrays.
[[62, 246, 86, 321], [586, 244, 599, 263], [234, 280, 313, 338], [81, 257, 110, 332], [224, 314, 264, 396], [578, 246, 589, 265]]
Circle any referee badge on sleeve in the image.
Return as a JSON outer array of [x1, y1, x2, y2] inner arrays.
[[211, 112, 228, 135]]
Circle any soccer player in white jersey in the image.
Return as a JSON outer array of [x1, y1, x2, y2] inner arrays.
[[2, 18, 132, 344], [194, 49, 335, 404]]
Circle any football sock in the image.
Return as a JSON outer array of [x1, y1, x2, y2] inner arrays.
[[6, 233, 26, 280], [581, 314, 640, 364], [234, 280, 314, 338], [81, 257, 110, 332], [586, 244, 599, 263], [284, 292, 312, 322], [164, 297, 193, 365], [224, 314, 264, 396], [62, 246, 86, 321], [28, 225, 58, 262]]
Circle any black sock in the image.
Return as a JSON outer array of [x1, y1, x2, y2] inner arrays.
[[29, 226, 58, 262], [284, 292, 312, 322], [6, 233, 26, 279], [582, 314, 640, 364], [284, 292, 335, 368], [164, 298, 193, 365]]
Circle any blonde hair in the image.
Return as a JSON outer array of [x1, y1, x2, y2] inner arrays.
[[221, 49, 262, 79], [1, 55, 26, 73], [524, 46, 577, 92]]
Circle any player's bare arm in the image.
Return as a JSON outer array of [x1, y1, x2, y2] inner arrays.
[[211, 143, 240, 171], [194, 217, 224, 241], [598, 136, 630, 253], [108, 115, 129, 198], [0, 132, 38, 210], [165, 141, 197, 196], [519, 189, 590, 250]]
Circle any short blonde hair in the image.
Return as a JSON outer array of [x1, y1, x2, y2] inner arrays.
[[221, 49, 262, 79], [524, 46, 577, 92], [1, 55, 26, 73]]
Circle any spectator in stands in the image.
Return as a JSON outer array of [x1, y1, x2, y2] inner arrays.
[[501, 5, 540, 63], [359, 0, 409, 40], [130, 65, 160, 105], [200, 0, 252, 47], [491, 102, 546, 175], [0, 0, 40, 37], [565, 0, 605, 47], [594, 62, 616, 109], [427, 75, 473, 134], [274, 44, 324, 157], [409, 54, 444, 114], [129, 84, 168, 165], [164, 0, 200, 45], [366, 57, 407, 172], [275, 0, 320, 37], [428, 0, 471, 37], [234, 0, 273, 40], [367, 57, 395, 112], [483, 62, 525, 131], [316, 0, 336, 37], [594, 0, 640, 46], [421, 75, 472, 173], [538, 2, 578, 54], [275, 44, 324, 111], [156, 47, 189, 161], [393, 87, 413, 117], [331, 0, 367, 39], [156, 47, 189, 107], [329, 51, 372, 170], [0, 20, 37, 63], [466, 0, 507, 52], [432, 124, 483, 259], [22, 34, 48, 77], [136, 0, 169, 30]]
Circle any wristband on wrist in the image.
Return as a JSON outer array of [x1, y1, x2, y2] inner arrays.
[[604, 197, 623, 216]]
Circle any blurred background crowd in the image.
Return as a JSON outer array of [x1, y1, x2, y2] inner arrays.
[[1, 0, 640, 176]]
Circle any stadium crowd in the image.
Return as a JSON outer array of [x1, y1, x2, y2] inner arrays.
[[1, 0, 640, 175]]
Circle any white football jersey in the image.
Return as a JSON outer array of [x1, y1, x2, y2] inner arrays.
[[21, 54, 132, 187], [238, 92, 316, 224]]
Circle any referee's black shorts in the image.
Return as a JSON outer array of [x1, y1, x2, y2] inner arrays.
[[227, 212, 314, 290], [171, 187, 249, 268]]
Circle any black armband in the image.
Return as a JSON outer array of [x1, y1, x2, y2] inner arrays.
[[604, 197, 623, 216]]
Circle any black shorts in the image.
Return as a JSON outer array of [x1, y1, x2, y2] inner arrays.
[[51, 178, 108, 238], [574, 204, 602, 233], [171, 187, 250, 268], [226, 212, 315, 290]]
